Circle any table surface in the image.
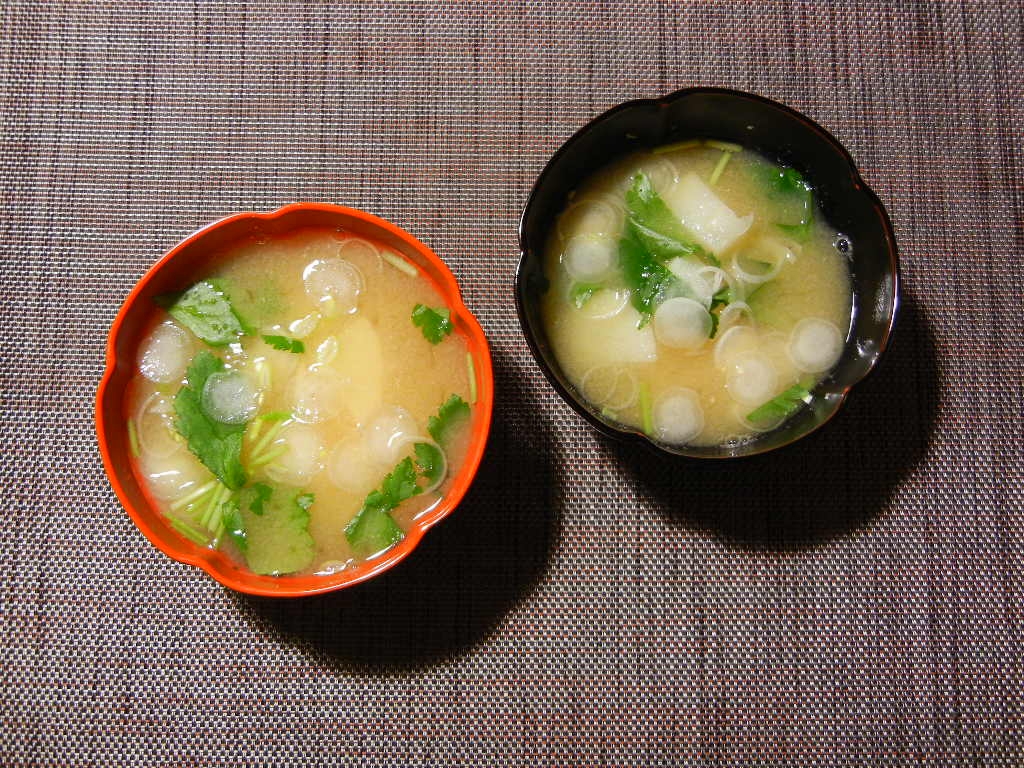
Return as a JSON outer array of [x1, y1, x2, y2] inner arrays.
[[2, 1, 1022, 765]]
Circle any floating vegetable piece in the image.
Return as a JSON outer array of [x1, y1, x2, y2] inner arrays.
[[345, 457, 423, 555], [138, 321, 193, 384], [201, 370, 259, 425], [746, 384, 813, 426], [624, 173, 707, 263], [158, 281, 246, 346], [262, 334, 305, 354], [618, 224, 679, 324], [788, 318, 844, 373], [237, 485, 316, 575], [562, 234, 616, 282], [262, 423, 324, 485], [662, 172, 753, 255], [725, 352, 779, 406], [411, 303, 453, 344], [303, 257, 363, 316], [653, 297, 713, 349], [427, 394, 471, 447], [174, 351, 249, 490], [652, 388, 705, 444], [327, 437, 380, 495]]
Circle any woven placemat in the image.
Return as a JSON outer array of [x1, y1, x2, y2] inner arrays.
[[2, 1, 1021, 765]]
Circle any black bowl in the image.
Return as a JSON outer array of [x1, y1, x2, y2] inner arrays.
[[516, 87, 899, 459]]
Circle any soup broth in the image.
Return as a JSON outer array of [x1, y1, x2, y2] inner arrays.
[[128, 228, 474, 576], [541, 141, 853, 446]]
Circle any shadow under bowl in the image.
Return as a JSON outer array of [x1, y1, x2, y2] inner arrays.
[[96, 203, 494, 596], [516, 87, 899, 459]]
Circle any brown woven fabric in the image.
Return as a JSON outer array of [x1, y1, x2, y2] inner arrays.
[[2, 1, 1022, 765]]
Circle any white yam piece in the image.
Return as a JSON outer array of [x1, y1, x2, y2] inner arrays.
[[334, 315, 384, 424], [662, 171, 753, 254]]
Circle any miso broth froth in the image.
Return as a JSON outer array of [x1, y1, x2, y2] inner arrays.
[[128, 228, 474, 576], [540, 141, 853, 447]]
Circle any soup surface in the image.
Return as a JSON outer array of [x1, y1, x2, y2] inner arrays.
[[541, 140, 853, 446], [128, 228, 475, 576]]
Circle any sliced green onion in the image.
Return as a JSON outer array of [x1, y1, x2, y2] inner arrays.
[[169, 479, 218, 512], [639, 382, 653, 436], [168, 516, 209, 546], [127, 419, 140, 458], [466, 353, 477, 405], [705, 139, 742, 153], [381, 251, 418, 277], [708, 151, 732, 187], [653, 139, 701, 154], [601, 406, 618, 421]]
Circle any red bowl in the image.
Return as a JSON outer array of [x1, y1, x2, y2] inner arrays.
[[96, 203, 494, 597]]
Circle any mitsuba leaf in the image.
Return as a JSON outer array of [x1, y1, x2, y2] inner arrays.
[[262, 334, 305, 354], [174, 352, 248, 490], [411, 304, 453, 344], [238, 485, 315, 575], [618, 223, 678, 326], [625, 173, 717, 266], [427, 394, 471, 446], [159, 280, 246, 346]]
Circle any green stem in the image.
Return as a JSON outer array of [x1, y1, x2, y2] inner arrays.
[[466, 353, 478, 405], [169, 479, 217, 512]]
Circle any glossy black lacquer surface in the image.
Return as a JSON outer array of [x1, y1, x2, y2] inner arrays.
[[516, 88, 899, 458]]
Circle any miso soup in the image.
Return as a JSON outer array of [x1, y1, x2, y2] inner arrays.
[[128, 229, 475, 576], [540, 140, 853, 446]]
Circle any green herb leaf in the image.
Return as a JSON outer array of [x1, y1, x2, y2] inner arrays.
[[570, 283, 601, 309], [248, 482, 273, 516], [625, 173, 718, 266], [746, 384, 813, 425], [221, 497, 247, 552], [262, 334, 305, 354], [158, 280, 245, 346], [380, 457, 421, 507], [344, 459, 422, 556], [411, 303, 453, 344], [427, 394, 471, 446], [238, 485, 315, 575], [414, 442, 445, 486], [757, 164, 814, 240], [618, 223, 679, 326], [708, 286, 731, 339], [344, 494, 405, 557], [174, 352, 248, 490]]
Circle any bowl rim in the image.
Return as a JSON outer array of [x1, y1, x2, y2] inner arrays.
[[516, 86, 900, 459], [96, 202, 494, 596]]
